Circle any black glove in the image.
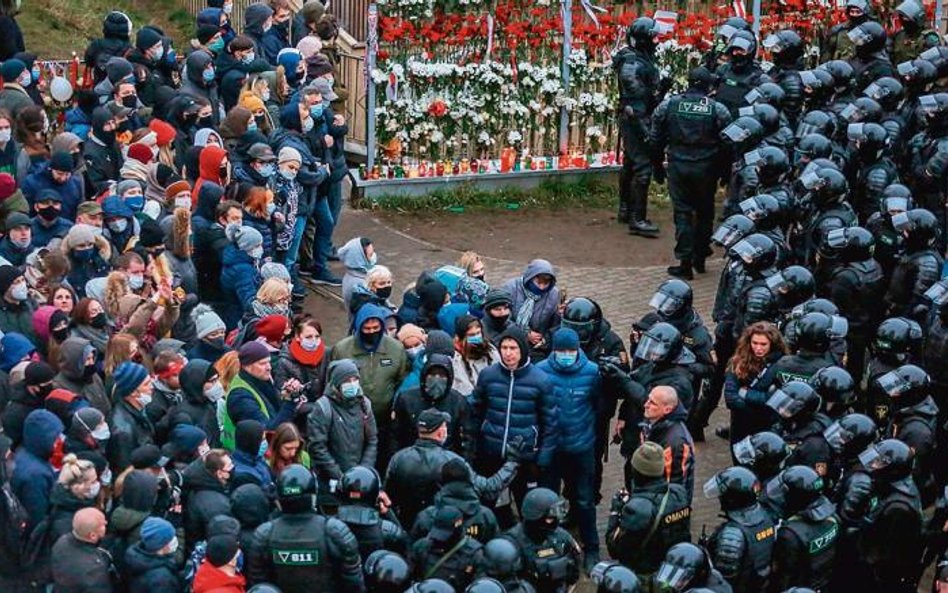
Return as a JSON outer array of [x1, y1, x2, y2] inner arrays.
[[658, 77, 673, 95], [505, 435, 529, 462]]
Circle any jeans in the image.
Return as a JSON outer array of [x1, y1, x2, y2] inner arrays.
[[549, 449, 599, 552], [299, 197, 335, 275], [328, 178, 343, 235]]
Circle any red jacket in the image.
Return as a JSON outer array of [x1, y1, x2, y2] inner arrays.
[[192, 560, 246, 593]]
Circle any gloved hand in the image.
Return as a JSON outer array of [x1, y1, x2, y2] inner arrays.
[[610, 489, 630, 514], [505, 435, 531, 462], [658, 77, 673, 95]]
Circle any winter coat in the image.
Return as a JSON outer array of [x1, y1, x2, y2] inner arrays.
[[500, 259, 561, 358], [272, 346, 329, 403], [181, 458, 233, 548], [241, 210, 275, 256], [338, 236, 372, 311], [0, 83, 32, 119], [0, 234, 31, 266], [124, 543, 182, 593], [330, 304, 409, 418], [537, 349, 600, 454], [231, 483, 271, 552], [82, 136, 122, 191], [0, 297, 36, 342], [220, 244, 261, 329], [231, 449, 275, 498], [53, 337, 110, 415], [11, 409, 63, 529], [0, 15, 25, 61], [108, 399, 156, 474], [50, 533, 115, 593], [106, 505, 151, 574], [171, 359, 222, 446], [32, 216, 73, 248], [194, 216, 229, 306], [306, 390, 378, 481], [225, 369, 297, 435], [21, 162, 84, 219], [411, 480, 499, 544], [451, 346, 500, 397], [65, 236, 112, 298], [1, 379, 43, 447], [193, 560, 247, 593], [48, 483, 97, 545], [640, 403, 696, 501], [469, 327, 558, 466]]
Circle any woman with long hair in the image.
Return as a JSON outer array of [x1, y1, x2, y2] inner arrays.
[[268, 422, 310, 479], [273, 314, 328, 403], [48, 283, 77, 315], [724, 321, 788, 444], [70, 297, 111, 358]]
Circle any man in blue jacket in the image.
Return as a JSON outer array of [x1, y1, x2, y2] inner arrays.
[[11, 409, 64, 529], [536, 328, 601, 572], [470, 325, 557, 526], [21, 150, 84, 220]]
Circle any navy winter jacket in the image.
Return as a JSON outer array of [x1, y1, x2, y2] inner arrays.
[[11, 409, 63, 529], [220, 244, 261, 329], [20, 163, 84, 220], [537, 350, 600, 454]]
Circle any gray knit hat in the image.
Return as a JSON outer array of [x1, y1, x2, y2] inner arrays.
[[192, 304, 226, 339], [425, 330, 454, 357], [225, 224, 263, 254], [116, 179, 142, 197], [260, 262, 291, 283], [329, 359, 360, 388], [631, 441, 665, 478]]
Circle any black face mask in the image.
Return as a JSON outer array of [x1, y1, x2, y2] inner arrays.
[[89, 312, 107, 329], [207, 336, 226, 349], [83, 364, 97, 381], [360, 330, 382, 349], [375, 286, 392, 300], [198, 116, 214, 129], [52, 327, 69, 342], [489, 313, 510, 327], [37, 205, 60, 221], [116, 121, 131, 134], [121, 95, 138, 109]]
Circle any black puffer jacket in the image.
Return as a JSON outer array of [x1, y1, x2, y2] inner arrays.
[[108, 400, 156, 474], [170, 360, 221, 447], [411, 480, 499, 544], [181, 458, 233, 548]]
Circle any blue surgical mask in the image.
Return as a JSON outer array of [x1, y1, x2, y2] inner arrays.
[[279, 167, 297, 181], [165, 49, 177, 65], [247, 121, 258, 132], [467, 334, 484, 345], [31, 67, 40, 81], [241, 52, 255, 64], [72, 247, 94, 262], [340, 381, 361, 399], [554, 351, 578, 367], [125, 195, 144, 212], [310, 104, 325, 118], [202, 67, 216, 82], [258, 440, 268, 458], [261, 90, 271, 102], [266, 202, 277, 216], [258, 163, 275, 178], [208, 38, 225, 53]]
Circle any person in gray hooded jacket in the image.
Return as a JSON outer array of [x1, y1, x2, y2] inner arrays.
[[501, 259, 561, 361], [307, 359, 378, 500]]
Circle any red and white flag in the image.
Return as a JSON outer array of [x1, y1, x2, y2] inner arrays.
[[731, 0, 747, 19], [654, 10, 678, 34]]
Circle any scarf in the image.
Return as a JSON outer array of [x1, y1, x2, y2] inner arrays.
[[251, 299, 290, 319], [289, 337, 325, 367], [144, 163, 167, 204], [119, 158, 150, 184], [72, 323, 110, 354], [514, 278, 541, 330]]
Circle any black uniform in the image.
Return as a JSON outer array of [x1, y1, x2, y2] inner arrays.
[[783, 413, 836, 486], [504, 523, 582, 593], [857, 477, 925, 592], [714, 62, 769, 119], [888, 395, 939, 503], [770, 349, 836, 385], [885, 247, 943, 319], [605, 480, 691, 576], [909, 136, 948, 251], [707, 503, 776, 593], [336, 504, 409, 561], [769, 498, 840, 592], [409, 530, 485, 591], [866, 211, 905, 279]]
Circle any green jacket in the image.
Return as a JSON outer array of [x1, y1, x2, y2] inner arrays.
[[0, 297, 36, 343], [330, 334, 409, 418], [0, 189, 29, 232]]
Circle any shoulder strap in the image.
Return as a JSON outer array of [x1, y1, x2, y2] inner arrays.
[[318, 396, 334, 433], [640, 489, 672, 549], [424, 536, 470, 579]]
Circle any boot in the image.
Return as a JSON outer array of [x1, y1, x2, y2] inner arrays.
[[693, 258, 706, 274], [617, 201, 629, 223], [617, 169, 630, 223], [629, 219, 660, 237], [667, 262, 693, 279], [628, 182, 659, 236]]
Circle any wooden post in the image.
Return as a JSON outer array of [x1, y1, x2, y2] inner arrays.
[[366, 3, 379, 170]]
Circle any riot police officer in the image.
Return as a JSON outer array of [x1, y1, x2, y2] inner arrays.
[[768, 381, 836, 484], [814, 226, 886, 381], [412, 458, 500, 544], [650, 65, 732, 277], [865, 316, 924, 423], [364, 550, 410, 593], [606, 442, 691, 578], [793, 133, 835, 177], [768, 466, 840, 591], [732, 431, 791, 487], [865, 77, 909, 157], [810, 366, 858, 419], [794, 166, 857, 266], [406, 580, 456, 593], [740, 194, 790, 266], [922, 281, 948, 421], [846, 122, 901, 220], [885, 208, 944, 318], [409, 505, 485, 591], [504, 488, 582, 593], [849, 21, 899, 91], [891, 0, 942, 65], [336, 465, 409, 560], [589, 561, 641, 593], [653, 543, 732, 593], [823, 0, 876, 60], [715, 30, 771, 118], [877, 364, 939, 503], [763, 29, 805, 128], [703, 17, 752, 70], [703, 466, 776, 593], [770, 312, 841, 384], [613, 17, 666, 236], [465, 578, 506, 593], [247, 464, 364, 593], [909, 93, 948, 251], [730, 234, 782, 337], [865, 184, 912, 279], [764, 265, 816, 319], [751, 150, 795, 234], [482, 538, 537, 593], [856, 439, 925, 592]]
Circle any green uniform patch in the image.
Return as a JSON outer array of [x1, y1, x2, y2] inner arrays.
[[808, 521, 839, 555], [273, 549, 321, 566]]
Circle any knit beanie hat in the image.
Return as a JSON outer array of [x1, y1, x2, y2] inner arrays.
[[112, 361, 149, 401], [49, 151, 74, 173], [138, 218, 165, 248], [164, 179, 191, 200], [226, 224, 263, 254], [425, 330, 455, 357], [329, 359, 360, 388], [631, 441, 665, 478], [126, 143, 153, 164], [306, 53, 333, 78], [255, 314, 288, 343], [115, 180, 141, 198], [238, 341, 270, 366], [121, 470, 159, 511], [453, 315, 479, 340], [552, 328, 580, 351], [149, 119, 176, 147], [206, 534, 240, 567], [278, 146, 302, 165], [235, 419, 264, 455], [260, 262, 291, 283], [192, 304, 226, 340], [1, 59, 26, 82], [24, 361, 56, 386], [136, 27, 163, 52], [296, 35, 323, 59], [483, 289, 512, 311], [396, 323, 425, 344], [0, 265, 23, 296], [245, 3, 274, 27], [140, 517, 175, 552], [197, 24, 221, 45], [74, 407, 105, 434], [277, 48, 302, 75], [169, 424, 208, 456], [0, 173, 15, 200]]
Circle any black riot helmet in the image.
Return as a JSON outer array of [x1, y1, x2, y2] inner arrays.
[[769, 465, 824, 515], [408, 580, 456, 593], [721, 116, 764, 150], [712, 214, 756, 248], [796, 311, 848, 352], [875, 363, 930, 409], [858, 438, 914, 482], [765, 265, 814, 307], [628, 17, 659, 51], [841, 96, 884, 123], [800, 70, 834, 106], [810, 366, 856, 415], [847, 122, 889, 161], [767, 380, 822, 421], [727, 30, 757, 67], [654, 544, 711, 592], [881, 183, 913, 216], [364, 551, 411, 593], [872, 317, 923, 362], [897, 57, 937, 93], [800, 167, 848, 206], [719, 17, 752, 38], [464, 578, 506, 593], [521, 487, 566, 532], [892, 207, 940, 250], [763, 29, 804, 66], [863, 77, 905, 111], [739, 193, 783, 230], [703, 466, 761, 512], [732, 431, 791, 480], [339, 465, 381, 506], [590, 562, 641, 593], [896, 0, 927, 29], [819, 60, 855, 94], [795, 110, 836, 140], [739, 103, 780, 135], [745, 82, 786, 110], [561, 297, 603, 345], [823, 412, 877, 457], [849, 20, 887, 56], [277, 463, 317, 513], [483, 538, 523, 579], [845, 0, 871, 21], [789, 297, 839, 319], [730, 233, 777, 275], [755, 146, 791, 186], [794, 133, 833, 169], [633, 322, 695, 365], [687, 65, 718, 92], [818, 226, 875, 262], [247, 586, 282, 593], [920, 46, 948, 77], [649, 279, 693, 320]]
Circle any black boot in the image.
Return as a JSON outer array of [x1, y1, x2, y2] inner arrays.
[[628, 182, 659, 236], [629, 218, 660, 237], [667, 262, 693, 279], [617, 169, 631, 223]]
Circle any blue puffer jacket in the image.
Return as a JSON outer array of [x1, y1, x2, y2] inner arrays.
[[20, 163, 84, 220], [537, 350, 599, 454], [220, 244, 261, 330], [469, 326, 557, 466], [11, 409, 63, 529]]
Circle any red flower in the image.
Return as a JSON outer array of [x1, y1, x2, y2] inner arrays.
[[428, 99, 448, 118]]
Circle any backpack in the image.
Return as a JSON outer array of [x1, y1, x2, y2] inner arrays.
[[0, 480, 29, 568]]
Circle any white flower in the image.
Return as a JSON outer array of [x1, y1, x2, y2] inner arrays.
[[507, 130, 523, 145]]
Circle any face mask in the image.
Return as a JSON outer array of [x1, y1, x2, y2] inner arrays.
[[31, 67, 39, 81], [375, 285, 392, 299], [467, 334, 484, 345], [72, 247, 94, 262], [52, 327, 69, 342], [279, 167, 297, 181], [265, 202, 277, 216], [18, 73, 31, 87], [259, 163, 275, 178], [262, 21, 272, 33], [199, 116, 214, 129], [258, 441, 268, 458], [205, 381, 225, 402], [152, 45, 165, 61], [91, 425, 110, 440], [83, 364, 97, 380], [223, 2, 233, 14], [0, 129, 10, 143], [250, 247, 264, 260], [425, 375, 449, 399], [37, 205, 59, 221], [101, 467, 112, 486], [167, 537, 179, 554], [241, 52, 255, 64], [87, 481, 101, 499], [340, 381, 361, 399], [121, 95, 138, 109], [11, 236, 30, 249], [89, 312, 107, 329], [138, 392, 153, 407], [360, 330, 381, 348], [310, 104, 325, 118], [407, 344, 425, 361], [175, 196, 191, 210], [203, 67, 217, 82], [128, 274, 144, 290], [247, 121, 259, 133], [208, 38, 225, 53], [10, 283, 28, 302], [261, 90, 271, 102], [125, 195, 144, 212], [301, 117, 314, 133], [108, 219, 128, 234], [300, 337, 321, 351], [554, 351, 578, 366]]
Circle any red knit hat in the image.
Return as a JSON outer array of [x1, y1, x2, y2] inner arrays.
[[0, 173, 15, 201], [127, 143, 154, 164], [148, 119, 176, 147], [256, 314, 288, 343]]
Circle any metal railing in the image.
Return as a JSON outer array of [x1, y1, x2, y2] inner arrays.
[[337, 46, 368, 151]]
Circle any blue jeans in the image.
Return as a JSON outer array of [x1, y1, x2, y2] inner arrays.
[[327, 179, 343, 244], [309, 196, 335, 273], [285, 210, 309, 284], [550, 449, 599, 553]]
